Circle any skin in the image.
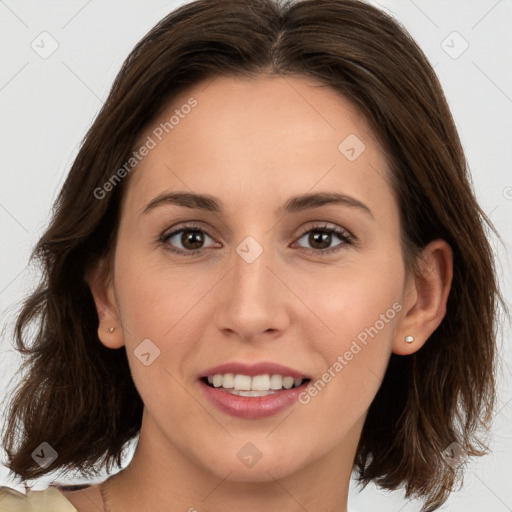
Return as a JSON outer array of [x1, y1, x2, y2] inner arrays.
[[67, 74, 453, 512]]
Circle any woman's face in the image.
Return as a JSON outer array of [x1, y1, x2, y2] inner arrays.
[[104, 74, 414, 482]]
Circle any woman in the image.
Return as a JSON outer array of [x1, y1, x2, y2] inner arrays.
[[0, 0, 502, 510]]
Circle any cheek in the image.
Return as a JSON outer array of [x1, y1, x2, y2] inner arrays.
[[112, 242, 217, 390], [293, 251, 404, 415], [292, 246, 404, 341], [113, 240, 204, 335]]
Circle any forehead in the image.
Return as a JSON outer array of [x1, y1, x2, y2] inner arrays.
[[123, 74, 394, 219]]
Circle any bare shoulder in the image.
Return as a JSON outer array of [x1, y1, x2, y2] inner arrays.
[[58, 483, 104, 512]]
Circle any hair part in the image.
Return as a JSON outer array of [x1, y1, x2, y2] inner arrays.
[[2, 1, 503, 510]]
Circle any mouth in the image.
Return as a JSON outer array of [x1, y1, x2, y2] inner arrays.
[[200, 374, 311, 397], [197, 361, 313, 418], [198, 369, 312, 419]]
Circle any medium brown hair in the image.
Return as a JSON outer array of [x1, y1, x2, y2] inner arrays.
[[2, 1, 503, 510]]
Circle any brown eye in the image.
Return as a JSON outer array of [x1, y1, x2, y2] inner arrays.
[[161, 226, 217, 255], [293, 223, 353, 256], [180, 230, 205, 250], [306, 231, 333, 250]]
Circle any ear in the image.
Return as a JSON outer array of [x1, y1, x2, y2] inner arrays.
[[393, 239, 453, 355], [85, 259, 125, 349]]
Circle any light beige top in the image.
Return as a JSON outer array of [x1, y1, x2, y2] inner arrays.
[[0, 486, 78, 511]]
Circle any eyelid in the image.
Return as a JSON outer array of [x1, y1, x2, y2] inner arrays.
[[294, 221, 353, 241], [160, 220, 223, 244], [291, 221, 354, 256], [159, 221, 219, 254]]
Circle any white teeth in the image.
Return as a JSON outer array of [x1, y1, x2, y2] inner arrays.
[[222, 373, 234, 389], [209, 373, 234, 388], [225, 389, 280, 397], [205, 373, 306, 392], [233, 374, 252, 390], [282, 376, 294, 389], [269, 374, 283, 390], [251, 374, 270, 391]]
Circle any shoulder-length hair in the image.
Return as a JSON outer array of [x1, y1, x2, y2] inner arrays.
[[2, 1, 503, 510]]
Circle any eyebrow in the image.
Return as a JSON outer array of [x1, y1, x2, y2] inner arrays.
[[142, 191, 373, 218]]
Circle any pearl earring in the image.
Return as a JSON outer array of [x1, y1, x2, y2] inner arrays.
[[105, 326, 116, 333], [405, 335, 415, 343]]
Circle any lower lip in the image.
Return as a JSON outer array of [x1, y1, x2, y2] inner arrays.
[[199, 379, 309, 419]]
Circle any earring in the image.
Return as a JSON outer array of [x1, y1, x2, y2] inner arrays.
[[405, 335, 415, 343], [105, 326, 116, 334]]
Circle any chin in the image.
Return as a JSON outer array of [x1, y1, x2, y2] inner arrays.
[[197, 441, 309, 483]]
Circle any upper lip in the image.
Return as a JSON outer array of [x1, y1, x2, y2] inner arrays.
[[198, 361, 311, 379]]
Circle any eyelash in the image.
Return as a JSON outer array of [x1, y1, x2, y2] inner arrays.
[[159, 222, 354, 257]]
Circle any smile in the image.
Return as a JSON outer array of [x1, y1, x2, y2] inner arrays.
[[199, 374, 311, 419]]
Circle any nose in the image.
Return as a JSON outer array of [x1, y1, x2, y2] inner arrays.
[[213, 238, 291, 342]]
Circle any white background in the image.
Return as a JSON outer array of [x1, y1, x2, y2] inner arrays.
[[0, 1, 511, 510]]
